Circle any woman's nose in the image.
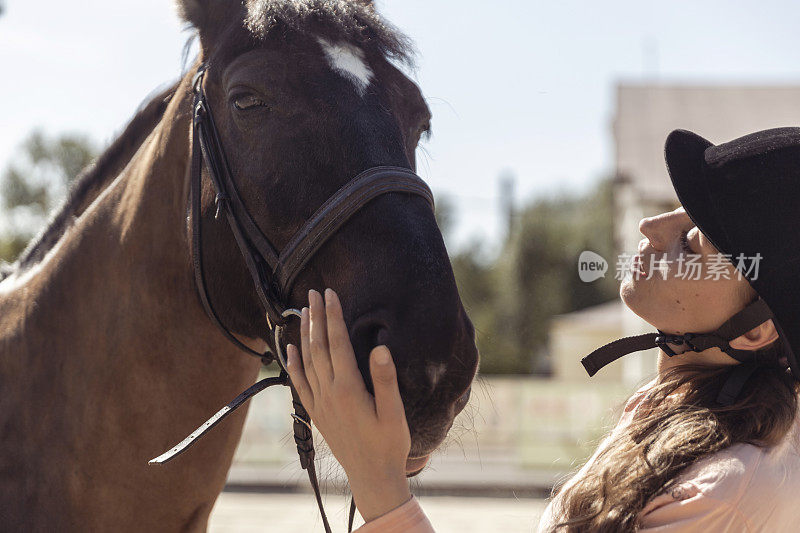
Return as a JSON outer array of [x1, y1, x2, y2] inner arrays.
[[638, 207, 690, 252], [638, 215, 663, 249], [638, 210, 681, 251]]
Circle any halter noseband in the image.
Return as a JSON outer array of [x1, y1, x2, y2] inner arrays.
[[150, 63, 436, 533]]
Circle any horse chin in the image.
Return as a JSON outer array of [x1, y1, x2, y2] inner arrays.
[[405, 455, 430, 477], [405, 385, 471, 473], [406, 422, 450, 472]]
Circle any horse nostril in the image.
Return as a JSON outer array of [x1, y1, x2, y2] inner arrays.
[[375, 326, 390, 347], [349, 313, 390, 359], [349, 314, 392, 393]]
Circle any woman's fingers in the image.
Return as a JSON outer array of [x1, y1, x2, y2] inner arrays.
[[308, 289, 334, 382], [324, 289, 362, 382], [300, 306, 319, 393], [369, 346, 406, 425], [285, 343, 314, 411]]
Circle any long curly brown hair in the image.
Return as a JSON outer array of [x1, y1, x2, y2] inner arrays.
[[546, 344, 798, 532]]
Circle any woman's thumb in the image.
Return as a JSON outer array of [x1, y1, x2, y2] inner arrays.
[[370, 345, 404, 422]]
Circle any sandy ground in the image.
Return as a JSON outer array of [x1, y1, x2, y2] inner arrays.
[[209, 492, 548, 532]]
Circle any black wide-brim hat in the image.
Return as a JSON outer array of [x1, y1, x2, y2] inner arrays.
[[665, 127, 800, 380]]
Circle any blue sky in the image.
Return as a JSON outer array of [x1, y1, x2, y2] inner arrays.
[[2, 0, 799, 253]]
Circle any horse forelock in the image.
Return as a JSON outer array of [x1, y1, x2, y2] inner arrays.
[[8, 82, 180, 275], [243, 0, 415, 66]]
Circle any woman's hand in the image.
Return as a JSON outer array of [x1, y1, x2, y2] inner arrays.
[[285, 288, 412, 522]]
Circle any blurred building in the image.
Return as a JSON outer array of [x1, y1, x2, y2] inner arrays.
[[552, 83, 800, 385]]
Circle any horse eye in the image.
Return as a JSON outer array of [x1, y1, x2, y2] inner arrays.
[[233, 94, 268, 111]]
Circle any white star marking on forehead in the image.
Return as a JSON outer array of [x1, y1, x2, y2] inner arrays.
[[317, 38, 373, 96]]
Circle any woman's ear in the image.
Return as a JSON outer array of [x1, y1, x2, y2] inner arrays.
[[729, 319, 780, 351]]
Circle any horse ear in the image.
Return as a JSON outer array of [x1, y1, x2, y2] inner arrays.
[[175, 0, 231, 47], [175, 0, 206, 29]]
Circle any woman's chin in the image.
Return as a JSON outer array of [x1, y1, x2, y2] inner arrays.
[[619, 283, 657, 324], [619, 279, 638, 307]]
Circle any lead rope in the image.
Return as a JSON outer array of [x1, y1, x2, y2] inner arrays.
[[149, 372, 337, 533], [348, 497, 357, 532], [148, 373, 290, 464], [289, 386, 334, 533]]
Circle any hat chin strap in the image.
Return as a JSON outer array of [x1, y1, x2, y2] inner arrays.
[[580, 298, 776, 405]]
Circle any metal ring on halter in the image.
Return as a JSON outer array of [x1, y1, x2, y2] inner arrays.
[[274, 308, 303, 371]]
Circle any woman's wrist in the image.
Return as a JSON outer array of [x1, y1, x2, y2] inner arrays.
[[349, 471, 412, 523]]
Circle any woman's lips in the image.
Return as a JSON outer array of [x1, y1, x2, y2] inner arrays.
[[405, 455, 430, 476], [631, 253, 647, 277]]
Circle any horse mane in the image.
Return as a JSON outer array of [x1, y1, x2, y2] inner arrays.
[[3, 81, 180, 277]]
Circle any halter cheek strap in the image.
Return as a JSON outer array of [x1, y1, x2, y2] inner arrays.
[[580, 297, 776, 405]]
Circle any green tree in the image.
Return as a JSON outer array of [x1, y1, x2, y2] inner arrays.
[[449, 177, 618, 375], [0, 130, 96, 262], [452, 238, 519, 373]]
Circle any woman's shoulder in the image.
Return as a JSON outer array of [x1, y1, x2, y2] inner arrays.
[[639, 418, 800, 529], [689, 419, 800, 497]]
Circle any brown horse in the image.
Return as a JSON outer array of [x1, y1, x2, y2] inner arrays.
[[0, 1, 478, 531]]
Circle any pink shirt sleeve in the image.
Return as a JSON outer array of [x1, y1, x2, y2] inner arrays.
[[354, 496, 435, 533]]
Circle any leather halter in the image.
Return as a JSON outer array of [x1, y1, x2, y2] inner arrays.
[[188, 64, 434, 368], [150, 64, 435, 532]]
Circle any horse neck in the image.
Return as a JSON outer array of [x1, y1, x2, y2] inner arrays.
[[0, 73, 261, 528]]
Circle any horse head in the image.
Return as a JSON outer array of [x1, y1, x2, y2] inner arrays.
[[178, 0, 479, 469]]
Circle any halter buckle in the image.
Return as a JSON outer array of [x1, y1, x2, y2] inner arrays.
[[193, 100, 207, 125], [682, 333, 699, 352], [655, 333, 692, 357], [192, 66, 207, 93], [214, 193, 228, 219]]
